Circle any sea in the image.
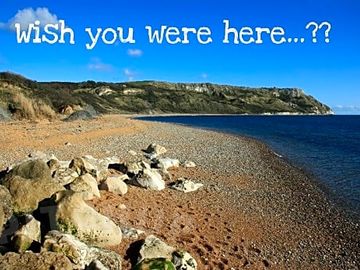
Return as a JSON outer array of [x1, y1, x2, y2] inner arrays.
[[139, 115, 360, 216]]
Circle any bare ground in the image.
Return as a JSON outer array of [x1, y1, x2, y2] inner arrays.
[[0, 115, 359, 269]]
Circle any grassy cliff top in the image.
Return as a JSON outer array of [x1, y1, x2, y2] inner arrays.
[[0, 71, 333, 120]]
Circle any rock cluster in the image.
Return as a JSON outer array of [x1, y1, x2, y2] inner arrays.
[[0, 143, 200, 269]]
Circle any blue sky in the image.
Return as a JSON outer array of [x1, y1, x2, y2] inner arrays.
[[0, 0, 359, 114]]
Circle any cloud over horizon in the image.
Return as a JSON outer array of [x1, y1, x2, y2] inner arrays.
[[0, 7, 59, 31], [123, 68, 136, 81], [88, 58, 113, 72], [333, 105, 360, 114]]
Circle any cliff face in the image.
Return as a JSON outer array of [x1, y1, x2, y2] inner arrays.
[[0, 72, 333, 120]]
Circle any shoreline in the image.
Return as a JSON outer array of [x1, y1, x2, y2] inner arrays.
[[1, 115, 359, 269], [137, 114, 360, 220], [133, 113, 336, 117]]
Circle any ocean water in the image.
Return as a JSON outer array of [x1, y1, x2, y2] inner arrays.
[[140, 115, 360, 215]]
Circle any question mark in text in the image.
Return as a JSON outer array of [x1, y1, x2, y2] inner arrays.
[[306, 21, 332, 43], [319, 22, 332, 43]]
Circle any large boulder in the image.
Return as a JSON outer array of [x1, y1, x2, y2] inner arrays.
[[2, 159, 64, 213], [136, 235, 197, 270], [54, 191, 122, 247], [11, 214, 41, 252], [0, 186, 13, 233], [99, 175, 128, 196], [133, 169, 165, 191], [43, 231, 122, 270], [69, 173, 100, 200], [0, 251, 73, 270]]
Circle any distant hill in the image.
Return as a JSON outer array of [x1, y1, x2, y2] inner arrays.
[[0, 71, 333, 120]]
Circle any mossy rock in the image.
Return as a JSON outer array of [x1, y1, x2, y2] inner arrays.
[[134, 258, 175, 270]]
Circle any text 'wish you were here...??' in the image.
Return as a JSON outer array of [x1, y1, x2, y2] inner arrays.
[[14, 19, 332, 49]]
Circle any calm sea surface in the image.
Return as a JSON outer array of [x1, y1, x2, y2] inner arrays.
[[140, 115, 360, 215]]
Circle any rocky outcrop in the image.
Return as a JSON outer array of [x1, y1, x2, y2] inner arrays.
[[54, 191, 122, 247], [2, 159, 64, 213], [0, 146, 199, 269]]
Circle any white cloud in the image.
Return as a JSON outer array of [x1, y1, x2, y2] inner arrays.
[[0, 7, 59, 31], [123, 68, 136, 81], [333, 105, 360, 114], [88, 58, 113, 72], [127, 49, 143, 57]]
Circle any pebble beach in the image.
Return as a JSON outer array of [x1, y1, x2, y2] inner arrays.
[[0, 115, 359, 269]]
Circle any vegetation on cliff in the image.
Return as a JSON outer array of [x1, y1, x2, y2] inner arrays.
[[0, 72, 332, 120]]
